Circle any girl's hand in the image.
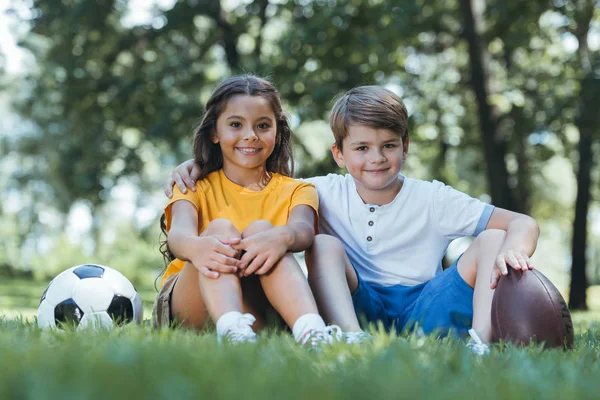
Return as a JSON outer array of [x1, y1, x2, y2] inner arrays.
[[490, 249, 534, 289], [233, 229, 290, 277], [190, 236, 241, 279], [164, 159, 201, 198]]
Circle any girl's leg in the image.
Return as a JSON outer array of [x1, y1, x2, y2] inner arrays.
[[305, 234, 362, 331], [170, 218, 266, 330], [241, 220, 320, 328], [456, 229, 507, 342]]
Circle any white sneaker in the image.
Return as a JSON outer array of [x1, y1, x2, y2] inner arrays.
[[299, 325, 342, 350], [218, 313, 257, 344], [466, 329, 490, 356], [342, 331, 373, 344]]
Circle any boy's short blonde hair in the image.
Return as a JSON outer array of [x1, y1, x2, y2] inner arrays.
[[329, 86, 409, 150]]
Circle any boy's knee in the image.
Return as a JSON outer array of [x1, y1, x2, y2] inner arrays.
[[307, 234, 345, 259], [313, 234, 344, 251], [243, 220, 274, 237], [205, 218, 240, 236]]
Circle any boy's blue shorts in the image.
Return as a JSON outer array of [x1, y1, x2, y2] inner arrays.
[[351, 257, 474, 337]]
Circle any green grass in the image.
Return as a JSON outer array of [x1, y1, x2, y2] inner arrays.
[[2, 279, 600, 399], [1, 319, 600, 399]]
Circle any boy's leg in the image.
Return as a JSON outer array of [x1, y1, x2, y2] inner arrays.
[[305, 234, 362, 331], [171, 219, 265, 330], [456, 229, 507, 342], [242, 221, 320, 328]]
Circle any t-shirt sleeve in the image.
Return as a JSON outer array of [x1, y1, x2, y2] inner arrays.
[[432, 180, 495, 239], [289, 182, 319, 215], [163, 184, 202, 232]]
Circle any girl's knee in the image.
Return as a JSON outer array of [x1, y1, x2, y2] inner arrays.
[[243, 220, 273, 237], [205, 218, 240, 237]]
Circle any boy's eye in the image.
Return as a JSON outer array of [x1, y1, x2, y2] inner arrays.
[[384, 143, 398, 148], [355, 146, 368, 151], [230, 122, 241, 128]]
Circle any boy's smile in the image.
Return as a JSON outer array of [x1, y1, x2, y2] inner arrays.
[[331, 125, 408, 205]]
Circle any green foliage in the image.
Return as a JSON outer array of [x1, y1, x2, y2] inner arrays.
[[0, 319, 600, 399], [4, 0, 599, 303], [29, 224, 163, 288]]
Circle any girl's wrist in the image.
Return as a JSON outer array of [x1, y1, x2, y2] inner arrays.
[[275, 226, 295, 248]]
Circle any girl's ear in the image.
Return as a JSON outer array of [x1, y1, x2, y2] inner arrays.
[[211, 130, 219, 144]]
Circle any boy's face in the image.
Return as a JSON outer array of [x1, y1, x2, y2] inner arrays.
[[331, 125, 408, 193]]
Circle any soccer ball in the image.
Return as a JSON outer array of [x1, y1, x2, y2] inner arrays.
[[37, 264, 143, 330]]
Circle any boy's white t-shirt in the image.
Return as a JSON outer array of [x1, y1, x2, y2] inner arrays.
[[303, 174, 495, 287]]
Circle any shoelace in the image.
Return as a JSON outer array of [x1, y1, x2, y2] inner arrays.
[[300, 325, 342, 349], [467, 329, 490, 356], [343, 331, 373, 344], [221, 313, 257, 344]]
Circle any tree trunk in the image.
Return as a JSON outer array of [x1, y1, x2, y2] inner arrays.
[[568, 73, 598, 310], [568, 0, 597, 310], [458, 0, 520, 211], [568, 127, 593, 310]]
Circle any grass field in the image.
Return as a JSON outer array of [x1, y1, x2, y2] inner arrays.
[[2, 279, 600, 399]]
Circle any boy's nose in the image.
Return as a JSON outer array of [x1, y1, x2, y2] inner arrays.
[[370, 150, 387, 163]]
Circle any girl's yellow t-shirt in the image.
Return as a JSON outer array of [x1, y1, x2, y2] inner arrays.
[[160, 170, 319, 287]]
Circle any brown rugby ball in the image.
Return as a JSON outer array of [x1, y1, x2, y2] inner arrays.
[[491, 268, 574, 349]]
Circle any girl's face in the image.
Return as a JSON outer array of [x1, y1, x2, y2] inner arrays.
[[213, 94, 277, 175]]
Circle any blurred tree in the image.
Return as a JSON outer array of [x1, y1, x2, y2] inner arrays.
[[558, 0, 599, 310], [9, 0, 598, 299]]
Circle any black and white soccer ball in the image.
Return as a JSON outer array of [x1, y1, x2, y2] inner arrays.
[[37, 264, 143, 330]]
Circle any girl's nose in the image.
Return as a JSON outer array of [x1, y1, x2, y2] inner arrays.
[[243, 129, 258, 141]]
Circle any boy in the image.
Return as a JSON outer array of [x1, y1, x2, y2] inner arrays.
[[165, 86, 539, 354]]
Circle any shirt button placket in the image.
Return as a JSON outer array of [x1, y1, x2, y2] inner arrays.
[[367, 206, 376, 246]]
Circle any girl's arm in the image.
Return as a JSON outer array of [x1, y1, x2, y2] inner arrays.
[[234, 205, 317, 276], [275, 204, 317, 252], [168, 200, 240, 278]]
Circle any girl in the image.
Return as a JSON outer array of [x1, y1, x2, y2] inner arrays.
[[153, 75, 339, 347]]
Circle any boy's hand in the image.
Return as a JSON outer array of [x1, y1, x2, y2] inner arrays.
[[233, 229, 289, 277], [490, 249, 534, 289], [164, 159, 200, 198], [190, 236, 241, 279]]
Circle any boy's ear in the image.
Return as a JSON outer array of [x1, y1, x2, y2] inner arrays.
[[402, 136, 410, 161], [331, 143, 346, 168]]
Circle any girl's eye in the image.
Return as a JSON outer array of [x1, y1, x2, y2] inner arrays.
[[230, 122, 241, 128], [257, 123, 270, 129]]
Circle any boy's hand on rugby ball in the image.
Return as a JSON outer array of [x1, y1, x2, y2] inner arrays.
[[190, 236, 242, 279], [491, 249, 534, 289], [234, 230, 288, 277]]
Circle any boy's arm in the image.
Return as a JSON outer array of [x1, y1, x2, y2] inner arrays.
[[234, 205, 317, 276], [485, 207, 539, 256], [485, 207, 540, 287], [164, 159, 200, 197]]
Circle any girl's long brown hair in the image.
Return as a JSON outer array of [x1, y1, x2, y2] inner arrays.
[[157, 75, 294, 288]]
